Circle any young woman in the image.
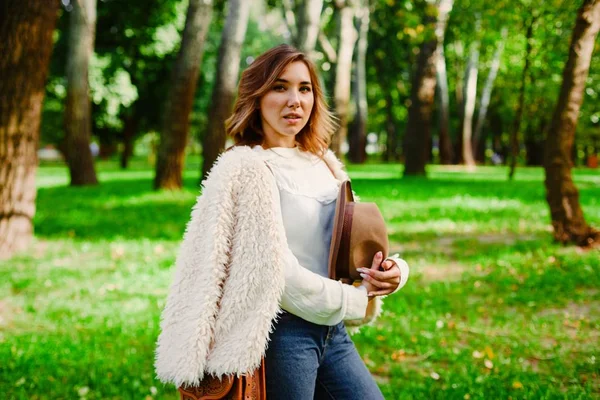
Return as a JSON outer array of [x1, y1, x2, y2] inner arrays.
[[155, 44, 409, 399]]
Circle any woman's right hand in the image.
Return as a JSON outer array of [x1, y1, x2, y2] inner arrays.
[[358, 251, 384, 297]]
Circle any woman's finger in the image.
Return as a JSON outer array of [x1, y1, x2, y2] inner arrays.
[[359, 273, 394, 289], [358, 265, 400, 281], [368, 289, 395, 296], [369, 251, 384, 270]]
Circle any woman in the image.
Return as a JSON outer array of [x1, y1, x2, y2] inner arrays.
[[155, 44, 409, 399]]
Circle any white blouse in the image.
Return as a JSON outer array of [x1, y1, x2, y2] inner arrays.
[[253, 145, 409, 326]]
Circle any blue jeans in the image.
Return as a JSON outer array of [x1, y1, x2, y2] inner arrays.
[[265, 311, 385, 400]]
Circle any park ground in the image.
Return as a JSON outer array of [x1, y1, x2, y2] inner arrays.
[[1, 158, 599, 399]]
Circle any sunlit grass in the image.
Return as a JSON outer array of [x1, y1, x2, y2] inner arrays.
[[1, 157, 598, 399]]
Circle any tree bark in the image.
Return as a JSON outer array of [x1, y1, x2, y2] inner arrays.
[[64, 0, 99, 186], [294, 0, 324, 56], [544, 0, 600, 246], [120, 113, 139, 169], [154, 0, 213, 190], [0, 1, 59, 258], [383, 90, 398, 162], [473, 27, 507, 161], [201, 0, 251, 179], [461, 17, 480, 170], [330, 0, 357, 155], [434, 0, 453, 165], [403, 4, 443, 176], [508, 16, 535, 180], [452, 40, 465, 164], [348, 0, 369, 164]]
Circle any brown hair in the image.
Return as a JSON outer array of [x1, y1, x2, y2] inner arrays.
[[225, 44, 336, 156]]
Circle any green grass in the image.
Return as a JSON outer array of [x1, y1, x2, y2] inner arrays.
[[1, 157, 599, 399]]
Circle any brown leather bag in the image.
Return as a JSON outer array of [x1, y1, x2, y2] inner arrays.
[[178, 360, 266, 400], [328, 180, 389, 282]]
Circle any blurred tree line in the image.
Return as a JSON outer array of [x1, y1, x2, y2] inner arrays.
[[1, 0, 599, 258], [38, 0, 600, 172]]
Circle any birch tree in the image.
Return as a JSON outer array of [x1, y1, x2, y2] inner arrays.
[[295, 0, 324, 55], [154, 0, 213, 190], [473, 27, 507, 161], [460, 17, 480, 169], [435, 0, 454, 165], [330, 0, 358, 155], [201, 0, 251, 178], [0, 1, 59, 258], [348, 0, 369, 164]]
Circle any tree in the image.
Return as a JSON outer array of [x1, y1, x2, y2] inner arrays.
[[473, 27, 507, 162], [348, 0, 369, 164], [543, 0, 600, 246], [435, 0, 454, 165], [154, 0, 213, 190], [294, 0, 324, 55], [404, 1, 449, 176], [64, 0, 99, 186], [201, 0, 251, 179], [508, 13, 535, 179], [330, 0, 358, 155], [0, 1, 59, 258], [460, 16, 480, 169]]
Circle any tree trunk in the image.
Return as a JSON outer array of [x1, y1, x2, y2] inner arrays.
[[544, 0, 600, 247], [330, 0, 357, 155], [120, 113, 139, 169], [64, 0, 99, 186], [508, 16, 535, 180], [383, 90, 398, 162], [348, 1, 369, 164], [294, 0, 323, 56], [452, 40, 465, 164], [0, 1, 59, 258], [154, 0, 213, 190], [434, 0, 453, 165], [403, 6, 442, 176], [436, 47, 453, 164], [461, 18, 480, 170], [201, 0, 251, 179], [473, 27, 507, 161]]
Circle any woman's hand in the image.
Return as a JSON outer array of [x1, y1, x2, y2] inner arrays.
[[358, 251, 401, 297]]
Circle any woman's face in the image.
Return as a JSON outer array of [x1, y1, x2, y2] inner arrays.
[[259, 61, 315, 148]]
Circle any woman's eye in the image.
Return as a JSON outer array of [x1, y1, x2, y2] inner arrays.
[[300, 86, 312, 93], [273, 85, 286, 92]]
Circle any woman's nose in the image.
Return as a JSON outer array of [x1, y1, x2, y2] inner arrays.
[[287, 90, 300, 108]]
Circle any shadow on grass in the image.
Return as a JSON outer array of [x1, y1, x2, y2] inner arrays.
[[35, 177, 201, 241], [33, 173, 598, 242]]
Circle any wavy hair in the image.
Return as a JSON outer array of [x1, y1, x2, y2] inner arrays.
[[226, 44, 336, 156]]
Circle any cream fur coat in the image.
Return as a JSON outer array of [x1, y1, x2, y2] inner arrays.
[[155, 146, 383, 387]]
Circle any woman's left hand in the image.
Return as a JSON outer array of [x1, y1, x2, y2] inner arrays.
[[357, 259, 401, 296]]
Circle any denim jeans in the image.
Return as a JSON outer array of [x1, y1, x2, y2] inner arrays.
[[265, 311, 385, 400]]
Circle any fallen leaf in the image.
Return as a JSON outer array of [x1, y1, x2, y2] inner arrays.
[[512, 381, 523, 389], [472, 350, 484, 359]]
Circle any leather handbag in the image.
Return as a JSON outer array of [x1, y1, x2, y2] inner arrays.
[[178, 359, 266, 400], [328, 180, 389, 282]]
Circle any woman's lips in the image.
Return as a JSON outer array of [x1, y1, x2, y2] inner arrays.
[[283, 116, 301, 124]]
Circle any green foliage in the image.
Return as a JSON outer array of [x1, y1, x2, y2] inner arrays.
[[1, 160, 598, 398]]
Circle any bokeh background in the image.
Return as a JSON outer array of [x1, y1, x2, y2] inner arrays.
[[1, 0, 599, 399]]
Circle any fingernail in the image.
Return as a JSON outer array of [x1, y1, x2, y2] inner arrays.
[[360, 273, 367, 279], [357, 268, 365, 272], [377, 251, 383, 258]]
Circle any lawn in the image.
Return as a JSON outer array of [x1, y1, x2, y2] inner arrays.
[[1, 157, 599, 399]]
